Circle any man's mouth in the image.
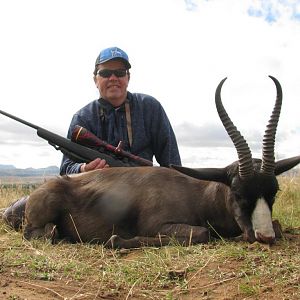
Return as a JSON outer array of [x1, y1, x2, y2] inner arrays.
[[108, 85, 120, 89]]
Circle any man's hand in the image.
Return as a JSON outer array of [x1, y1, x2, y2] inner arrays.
[[80, 158, 109, 172]]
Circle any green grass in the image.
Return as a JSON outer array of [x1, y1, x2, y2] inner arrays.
[[0, 177, 299, 299], [273, 176, 300, 229]]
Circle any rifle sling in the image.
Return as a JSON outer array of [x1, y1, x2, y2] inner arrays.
[[125, 100, 133, 147], [99, 99, 133, 148]]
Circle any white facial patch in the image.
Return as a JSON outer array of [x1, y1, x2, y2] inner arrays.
[[251, 198, 275, 240]]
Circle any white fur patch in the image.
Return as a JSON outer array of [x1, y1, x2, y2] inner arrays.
[[251, 198, 275, 239]]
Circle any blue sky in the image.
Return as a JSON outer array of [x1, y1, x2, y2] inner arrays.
[[0, 0, 299, 169], [247, 0, 300, 22], [187, 0, 300, 22]]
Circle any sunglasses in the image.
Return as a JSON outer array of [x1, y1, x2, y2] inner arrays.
[[97, 69, 128, 78]]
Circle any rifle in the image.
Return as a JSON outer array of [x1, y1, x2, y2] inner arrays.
[[0, 109, 153, 167]]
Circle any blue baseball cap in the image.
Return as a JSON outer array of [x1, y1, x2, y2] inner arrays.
[[95, 47, 131, 69]]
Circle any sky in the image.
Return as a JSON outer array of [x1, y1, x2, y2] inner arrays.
[[0, 0, 299, 169]]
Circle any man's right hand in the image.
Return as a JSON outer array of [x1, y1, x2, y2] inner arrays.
[[80, 158, 109, 172]]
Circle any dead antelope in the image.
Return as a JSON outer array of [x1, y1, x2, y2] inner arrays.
[[23, 76, 300, 248]]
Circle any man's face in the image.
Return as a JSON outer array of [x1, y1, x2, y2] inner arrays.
[[94, 60, 129, 107]]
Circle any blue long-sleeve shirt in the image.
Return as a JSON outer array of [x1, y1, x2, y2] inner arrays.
[[60, 92, 181, 174]]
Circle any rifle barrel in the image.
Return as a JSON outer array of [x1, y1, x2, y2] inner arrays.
[[0, 109, 148, 167], [0, 109, 39, 130], [0, 109, 130, 167]]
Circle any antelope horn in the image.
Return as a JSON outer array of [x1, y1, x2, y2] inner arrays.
[[260, 76, 282, 175], [215, 78, 254, 179]]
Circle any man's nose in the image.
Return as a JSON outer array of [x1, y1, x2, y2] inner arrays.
[[108, 73, 118, 80]]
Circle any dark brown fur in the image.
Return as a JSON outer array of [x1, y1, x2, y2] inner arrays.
[[24, 167, 212, 247], [23, 156, 300, 248]]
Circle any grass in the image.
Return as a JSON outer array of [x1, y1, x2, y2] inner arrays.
[[0, 176, 299, 299], [273, 176, 300, 230]]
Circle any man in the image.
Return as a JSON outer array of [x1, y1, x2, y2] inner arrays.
[[3, 46, 181, 229], [60, 46, 181, 174]]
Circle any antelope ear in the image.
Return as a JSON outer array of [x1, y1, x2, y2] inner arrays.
[[274, 156, 300, 176], [170, 164, 228, 184]]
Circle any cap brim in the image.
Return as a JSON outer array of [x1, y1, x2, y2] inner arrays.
[[96, 57, 131, 69]]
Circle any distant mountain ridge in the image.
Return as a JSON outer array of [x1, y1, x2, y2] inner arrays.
[[0, 164, 59, 177], [0, 164, 298, 178]]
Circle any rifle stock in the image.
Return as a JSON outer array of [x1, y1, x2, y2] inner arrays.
[[72, 125, 153, 166]]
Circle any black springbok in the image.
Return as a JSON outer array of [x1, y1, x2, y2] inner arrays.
[[23, 76, 300, 248]]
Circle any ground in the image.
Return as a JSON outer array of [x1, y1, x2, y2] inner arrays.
[[0, 232, 299, 300]]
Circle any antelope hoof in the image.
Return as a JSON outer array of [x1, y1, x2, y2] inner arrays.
[[106, 235, 123, 249], [44, 223, 59, 244]]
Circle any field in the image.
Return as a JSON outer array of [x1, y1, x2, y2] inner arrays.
[[0, 177, 299, 300]]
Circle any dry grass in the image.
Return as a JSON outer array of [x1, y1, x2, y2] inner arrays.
[[0, 176, 299, 299]]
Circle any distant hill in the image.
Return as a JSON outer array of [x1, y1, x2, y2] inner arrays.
[[0, 164, 59, 177], [0, 164, 298, 178]]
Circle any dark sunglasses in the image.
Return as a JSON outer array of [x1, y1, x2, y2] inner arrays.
[[97, 69, 128, 78]]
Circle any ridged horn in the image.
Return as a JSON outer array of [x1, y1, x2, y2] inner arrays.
[[215, 78, 254, 179], [260, 76, 282, 175]]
